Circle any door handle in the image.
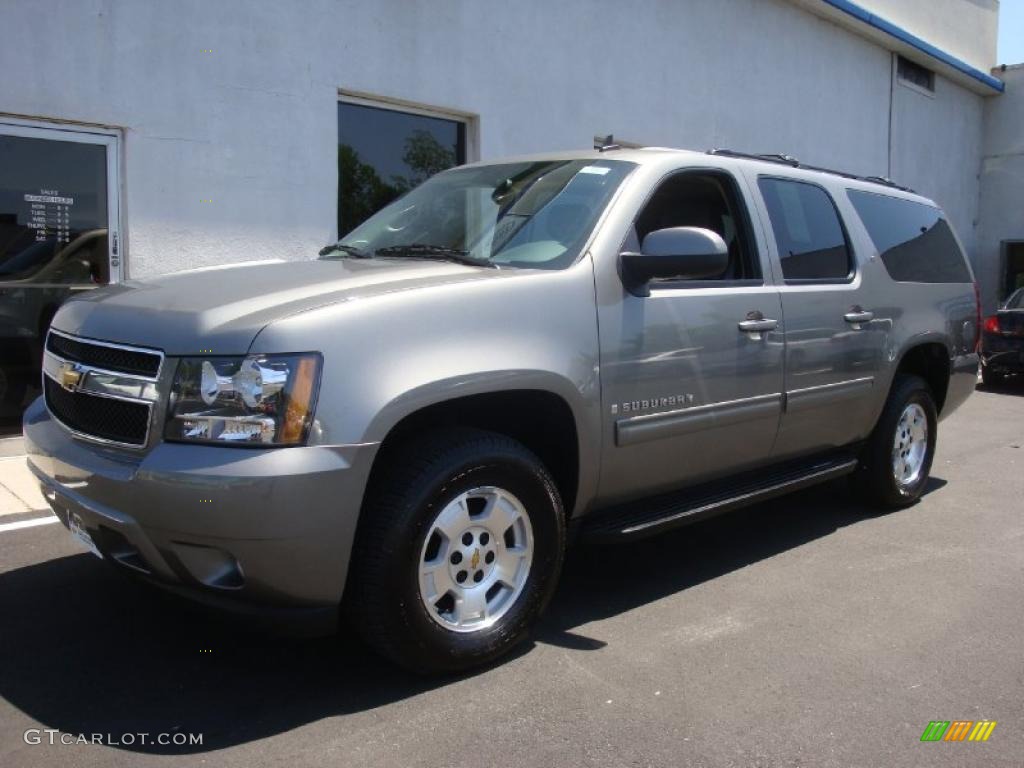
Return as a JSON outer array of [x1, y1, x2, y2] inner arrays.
[[738, 312, 778, 338], [738, 319, 778, 333], [843, 308, 874, 325]]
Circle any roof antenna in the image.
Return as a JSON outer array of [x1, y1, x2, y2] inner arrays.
[[595, 134, 621, 152]]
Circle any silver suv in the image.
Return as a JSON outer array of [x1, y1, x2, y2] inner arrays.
[[23, 147, 979, 672]]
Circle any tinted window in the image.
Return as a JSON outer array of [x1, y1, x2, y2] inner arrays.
[[338, 101, 466, 237], [758, 178, 851, 280], [847, 190, 971, 283], [897, 55, 935, 92], [0, 134, 109, 282]]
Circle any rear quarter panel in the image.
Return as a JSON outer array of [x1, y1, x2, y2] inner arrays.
[[833, 181, 978, 423]]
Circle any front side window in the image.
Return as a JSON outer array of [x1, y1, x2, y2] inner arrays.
[[328, 159, 635, 270], [629, 170, 762, 282], [758, 178, 852, 281], [847, 189, 971, 284]]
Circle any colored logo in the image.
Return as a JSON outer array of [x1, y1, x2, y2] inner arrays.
[[58, 361, 83, 392], [920, 720, 997, 742]]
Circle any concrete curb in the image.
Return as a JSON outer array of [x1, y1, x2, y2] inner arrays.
[[0, 456, 48, 516]]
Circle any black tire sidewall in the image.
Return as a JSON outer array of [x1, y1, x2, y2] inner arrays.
[[370, 440, 564, 671], [981, 363, 1002, 385], [865, 377, 937, 506]]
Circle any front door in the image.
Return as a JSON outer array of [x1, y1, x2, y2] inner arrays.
[[595, 168, 784, 504]]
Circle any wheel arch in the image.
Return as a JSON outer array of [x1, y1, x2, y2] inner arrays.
[[364, 380, 593, 518], [892, 337, 952, 414]]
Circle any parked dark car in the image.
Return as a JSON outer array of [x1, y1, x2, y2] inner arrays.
[[981, 287, 1024, 385]]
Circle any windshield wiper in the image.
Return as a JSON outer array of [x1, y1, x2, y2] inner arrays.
[[318, 242, 371, 259], [374, 244, 496, 268]]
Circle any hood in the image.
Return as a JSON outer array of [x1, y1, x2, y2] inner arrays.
[[52, 258, 495, 355]]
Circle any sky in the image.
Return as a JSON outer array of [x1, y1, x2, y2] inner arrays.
[[998, 0, 1024, 65]]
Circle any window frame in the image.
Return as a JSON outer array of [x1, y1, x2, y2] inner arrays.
[[896, 55, 936, 98], [757, 174, 857, 286], [0, 116, 123, 282], [621, 166, 767, 291]]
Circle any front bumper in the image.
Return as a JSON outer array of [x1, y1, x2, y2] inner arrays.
[[23, 396, 378, 632]]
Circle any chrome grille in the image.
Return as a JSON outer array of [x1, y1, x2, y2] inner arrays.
[[42, 331, 164, 448], [46, 330, 162, 378], [44, 377, 150, 446]]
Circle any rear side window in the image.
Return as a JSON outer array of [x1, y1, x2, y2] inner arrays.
[[847, 190, 971, 283], [758, 178, 852, 281]]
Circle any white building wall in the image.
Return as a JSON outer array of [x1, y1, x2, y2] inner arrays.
[[0, 0, 996, 279], [978, 65, 1024, 311], [890, 66, 987, 263], [856, 0, 998, 70]]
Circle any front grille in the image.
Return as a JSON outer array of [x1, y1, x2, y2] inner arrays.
[[44, 377, 150, 446], [46, 332, 162, 377]]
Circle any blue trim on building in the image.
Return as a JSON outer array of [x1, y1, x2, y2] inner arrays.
[[819, 0, 1005, 93]]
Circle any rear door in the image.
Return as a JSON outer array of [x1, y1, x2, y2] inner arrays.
[[750, 175, 884, 459]]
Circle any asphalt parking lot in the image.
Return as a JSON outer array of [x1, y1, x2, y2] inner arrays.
[[1, 382, 1022, 768]]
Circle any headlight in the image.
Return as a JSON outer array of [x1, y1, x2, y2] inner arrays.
[[165, 353, 321, 446]]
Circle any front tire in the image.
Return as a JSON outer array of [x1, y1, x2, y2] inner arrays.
[[855, 374, 937, 509], [348, 428, 565, 673]]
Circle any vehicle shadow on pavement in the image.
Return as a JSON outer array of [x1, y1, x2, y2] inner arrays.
[[0, 477, 943, 754], [537, 476, 946, 647]]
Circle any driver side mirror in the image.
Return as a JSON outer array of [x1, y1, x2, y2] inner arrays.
[[619, 226, 729, 296]]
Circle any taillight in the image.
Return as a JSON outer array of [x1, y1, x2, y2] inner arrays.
[[974, 282, 982, 350], [983, 315, 1001, 334]]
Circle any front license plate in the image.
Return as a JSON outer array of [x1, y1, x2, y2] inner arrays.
[[68, 513, 102, 559]]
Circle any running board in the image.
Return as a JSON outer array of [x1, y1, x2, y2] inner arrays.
[[582, 453, 859, 541]]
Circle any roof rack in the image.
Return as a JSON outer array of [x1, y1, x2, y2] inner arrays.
[[707, 148, 915, 193], [594, 134, 621, 152]]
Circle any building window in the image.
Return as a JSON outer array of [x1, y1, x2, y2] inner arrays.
[[897, 55, 935, 93], [337, 98, 468, 237], [0, 119, 121, 429]]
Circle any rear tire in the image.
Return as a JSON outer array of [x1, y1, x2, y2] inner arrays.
[[855, 374, 937, 509], [980, 362, 1003, 386], [347, 428, 565, 673]]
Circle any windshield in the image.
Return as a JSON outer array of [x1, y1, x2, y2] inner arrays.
[[328, 159, 635, 270]]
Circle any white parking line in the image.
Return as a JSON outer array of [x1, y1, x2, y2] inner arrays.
[[0, 515, 58, 533]]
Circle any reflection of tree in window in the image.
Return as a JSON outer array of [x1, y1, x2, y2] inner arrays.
[[337, 145, 400, 238], [339, 131, 459, 236], [393, 130, 456, 192], [337, 101, 465, 237]]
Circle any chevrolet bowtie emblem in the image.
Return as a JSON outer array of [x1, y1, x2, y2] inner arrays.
[[470, 549, 480, 570], [58, 362, 83, 392]]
